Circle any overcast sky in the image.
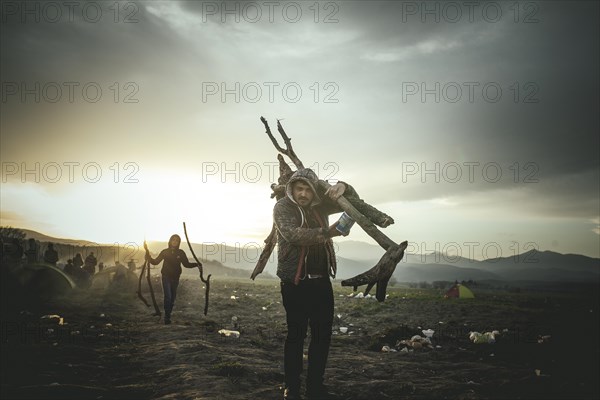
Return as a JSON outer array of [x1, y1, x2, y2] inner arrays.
[[1, 1, 598, 260]]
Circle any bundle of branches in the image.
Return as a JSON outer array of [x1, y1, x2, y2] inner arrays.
[[251, 117, 408, 302]]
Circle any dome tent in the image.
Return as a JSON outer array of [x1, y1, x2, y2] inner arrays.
[[444, 283, 475, 299]]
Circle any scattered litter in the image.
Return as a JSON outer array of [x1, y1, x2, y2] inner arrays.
[[218, 329, 240, 338], [230, 296, 239, 300], [435, 345, 442, 349], [46, 329, 54, 334], [400, 347, 409, 353], [438, 321, 444, 325], [40, 315, 64, 325], [70, 331, 80, 336], [89, 325, 95, 329], [381, 345, 396, 352], [355, 292, 364, 299], [52, 342, 58, 346], [535, 369, 541, 377], [339, 327, 348, 333], [365, 294, 372, 299], [261, 307, 267, 311], [489, 353, 495, 357], [397, 334, 433, 350], [99, 313, 106, 318], [422, 329, 434, 338], [105, 323, 113, 328], [336, 314, 342, 319], [469, 331, 500, 344]]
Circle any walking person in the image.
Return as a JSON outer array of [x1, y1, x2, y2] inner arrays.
[[145, 234, 202, 324], [274, 168, 356, 399]]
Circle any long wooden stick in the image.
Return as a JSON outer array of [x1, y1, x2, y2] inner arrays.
[[183, 222, 211, 316], [146, 259, 161, 317], [136, 261, 150, 307]]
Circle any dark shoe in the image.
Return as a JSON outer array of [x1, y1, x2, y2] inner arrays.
[[283, 387, 302, 399], [164, 318, 171, 325]]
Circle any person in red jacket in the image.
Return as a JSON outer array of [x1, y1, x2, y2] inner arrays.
[[146, 234, 201, 324]]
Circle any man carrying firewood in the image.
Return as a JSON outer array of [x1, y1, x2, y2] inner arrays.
[[274, 168, 356, 400]]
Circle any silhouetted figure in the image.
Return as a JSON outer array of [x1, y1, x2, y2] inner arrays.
[[98, 262, 104, 272], [5, 239, 24, 266], [146, 234, 201, 325], [112, 261, 128, 285], [84, 252, 98, 275], [64, 259, 76, 276], [44, 243, 59, 266], [25, 238, 38, 263], [66, 254, 90, 287], [73, 253, 84, 269]]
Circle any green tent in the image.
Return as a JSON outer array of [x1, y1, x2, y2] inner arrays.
[[444, 283, 475, 299]]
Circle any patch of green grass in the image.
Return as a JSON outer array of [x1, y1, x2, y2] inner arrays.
[[209, 361, 247, 377]]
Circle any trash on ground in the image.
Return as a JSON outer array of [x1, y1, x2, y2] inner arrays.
[[469, 330, 500, 344], [218, 329, 240, 338], [396, 334, 433, 350]]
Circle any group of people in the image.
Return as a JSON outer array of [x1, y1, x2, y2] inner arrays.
[[2, 168, 353, 399], [1, 239, 61, 266], [62, 252, 102, 285]]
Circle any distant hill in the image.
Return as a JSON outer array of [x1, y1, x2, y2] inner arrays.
[[14, 229, 600, 283], [20, 229, 99, 247]]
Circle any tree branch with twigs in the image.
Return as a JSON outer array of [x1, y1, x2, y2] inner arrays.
[[251, 117, 408, 302]]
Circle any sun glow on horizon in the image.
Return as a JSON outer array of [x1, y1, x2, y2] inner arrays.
[[1, 168, 275, 246]]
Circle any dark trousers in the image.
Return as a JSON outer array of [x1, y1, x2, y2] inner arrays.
[[281, 278, 334, 391], [161, 275, 180, 319]]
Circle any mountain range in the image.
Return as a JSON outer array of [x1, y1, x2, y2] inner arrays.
[[12, 229, 600, 283]]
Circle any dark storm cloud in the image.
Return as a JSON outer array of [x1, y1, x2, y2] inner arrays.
[[1, 1, 597, 225], [324, 1, 598, 216]]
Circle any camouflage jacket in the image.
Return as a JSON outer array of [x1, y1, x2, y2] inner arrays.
[[273, 168, 356, 284]]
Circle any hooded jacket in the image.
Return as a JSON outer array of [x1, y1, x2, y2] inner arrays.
[[148, 234, 197, 279], [273, 168, 356, 284]]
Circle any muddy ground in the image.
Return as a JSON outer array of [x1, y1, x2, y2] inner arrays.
[[1, 276, 598, 399]]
